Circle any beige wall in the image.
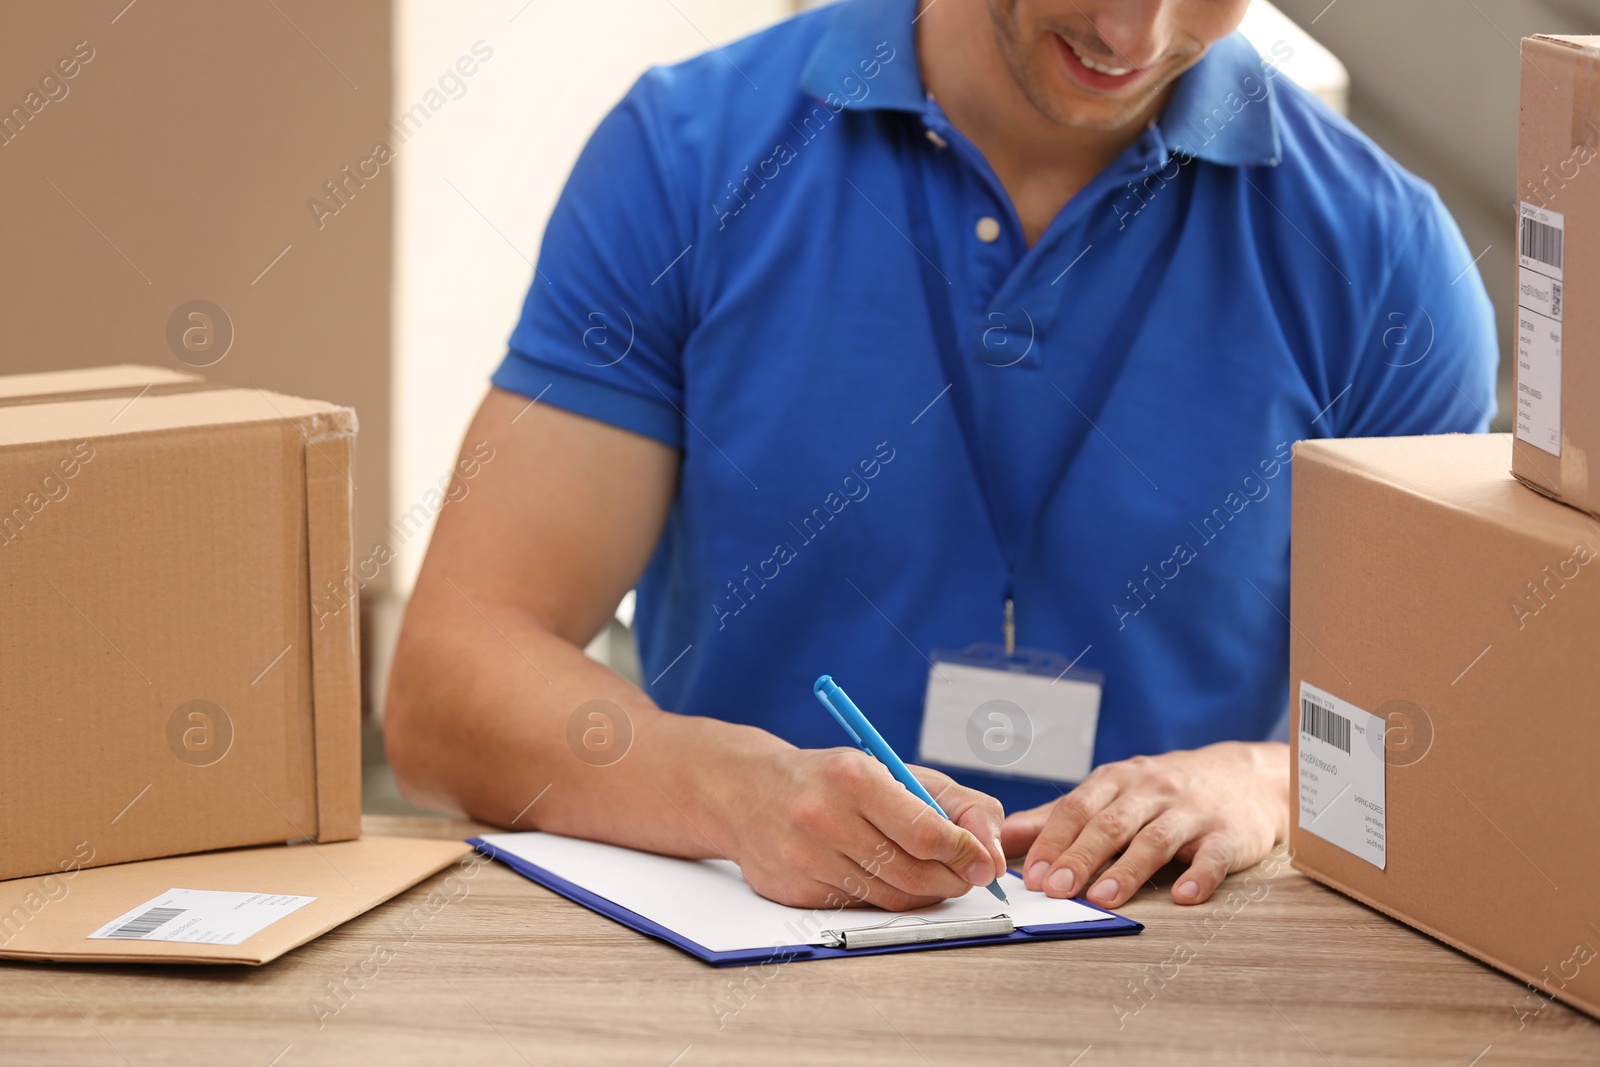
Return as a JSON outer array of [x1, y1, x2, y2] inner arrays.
[[390, 0, 794, 596], [0, 0, 394, 584]]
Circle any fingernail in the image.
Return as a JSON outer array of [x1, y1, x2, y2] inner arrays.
[[963, 857, 993, 885], [1027, 861, 1049, 889], [1090, 877, 1118, 902], [1046, 868, 1076, 897], [1176, 880, 1199, 901]]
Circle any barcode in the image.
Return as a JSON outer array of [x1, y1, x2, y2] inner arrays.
[[1300, 698, 1351, 755], [1522, 217, 1564, 271], [105, 906, 185, 940]]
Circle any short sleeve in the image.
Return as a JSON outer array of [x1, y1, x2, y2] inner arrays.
[[492, 73, 692, 448], [1338, 187, 1499, 438]]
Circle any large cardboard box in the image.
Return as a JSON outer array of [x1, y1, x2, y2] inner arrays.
[[0, 365, 361, 881], [1291, 433, 1600, 1020], [1514, 35, 1600, 515]]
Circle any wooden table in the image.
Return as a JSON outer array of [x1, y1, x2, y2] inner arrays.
[[3, 815, 1597, 1066]]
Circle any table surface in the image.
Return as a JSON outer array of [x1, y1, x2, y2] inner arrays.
[[3, 815, 1597, 1066]]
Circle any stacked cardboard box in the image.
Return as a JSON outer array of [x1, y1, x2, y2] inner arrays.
[[1512, 36, 1600, 514], [1290, 433, 1600, 1019], [1290, 36, 1600, 1022], [1, 365, 362, 875], [0, 366, 467, 964]]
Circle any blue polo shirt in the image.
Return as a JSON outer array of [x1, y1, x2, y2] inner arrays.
[[492, 0, 1497, 812]]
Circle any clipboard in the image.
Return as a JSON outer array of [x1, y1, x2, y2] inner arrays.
[[471, 832, 1142, 967]]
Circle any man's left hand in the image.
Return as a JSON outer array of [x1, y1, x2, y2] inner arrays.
[[1000, 741, 1289, 907]]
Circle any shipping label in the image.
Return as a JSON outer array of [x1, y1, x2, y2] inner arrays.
[[1297, 682, 1387, 870], [1517, 202, 1565, 456]]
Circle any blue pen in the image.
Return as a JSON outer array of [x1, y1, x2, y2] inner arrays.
[[813, 674, 1008, 904]]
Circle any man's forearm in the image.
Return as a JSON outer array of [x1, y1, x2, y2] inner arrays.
[[384, 581, 788, 860]]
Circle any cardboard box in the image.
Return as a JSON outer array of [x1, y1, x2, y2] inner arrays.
[[0, 835, 473, 965], [1291, 433, 1600, 1020], [1514, 35, 1600, 515], [0, 365, 361, 881]]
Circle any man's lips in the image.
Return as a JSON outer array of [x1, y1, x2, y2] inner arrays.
[[1053, 34, 1147, 93]]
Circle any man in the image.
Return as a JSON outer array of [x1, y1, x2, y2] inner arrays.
[[386, 0, 1496, 912]]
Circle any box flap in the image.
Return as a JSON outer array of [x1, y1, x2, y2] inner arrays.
[[0, 837, 471, 965], [305, 421, 362, 843], [1529, 35, 1600, 54], [0, 388, 354, 449]]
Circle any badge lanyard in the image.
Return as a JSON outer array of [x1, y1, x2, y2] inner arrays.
[[900, 144, 1088, 658]]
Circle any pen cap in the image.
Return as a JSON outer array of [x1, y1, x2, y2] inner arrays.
[[812, 676, 862, 744], [814, 674, 902, 754]]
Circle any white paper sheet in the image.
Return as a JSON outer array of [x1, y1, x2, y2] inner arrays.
[[479, 831, 1110, 953]]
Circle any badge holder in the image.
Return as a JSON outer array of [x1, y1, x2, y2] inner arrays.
[[917, 642, 1104, 785]]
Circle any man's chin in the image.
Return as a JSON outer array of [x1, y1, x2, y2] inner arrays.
[[1026, 83, 1166, 133]]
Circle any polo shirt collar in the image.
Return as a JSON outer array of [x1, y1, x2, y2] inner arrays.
[[798, 0, 925, 113], [798, 0, 1281, 166], [1159, 31, 1283, 166]]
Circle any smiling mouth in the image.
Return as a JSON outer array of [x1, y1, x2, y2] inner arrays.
[[1062, 38, 1135, 76], [1049, 31, 1158, 95]]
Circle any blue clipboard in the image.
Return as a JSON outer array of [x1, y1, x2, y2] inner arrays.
[[470, 836, 1142, 967]]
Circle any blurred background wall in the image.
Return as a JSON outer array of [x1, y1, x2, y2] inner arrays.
[[1270, 0, 1600, 428], [2, 0, 1584, 813]]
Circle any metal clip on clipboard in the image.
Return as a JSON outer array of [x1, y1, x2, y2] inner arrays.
[[820, 913, 1015, 950]]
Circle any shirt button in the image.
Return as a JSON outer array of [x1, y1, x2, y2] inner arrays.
[[924, 128, 948, 149], [975, 216, 1001, 243]]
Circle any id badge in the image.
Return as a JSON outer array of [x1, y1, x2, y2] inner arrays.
[[917, 644, 1103, 784]]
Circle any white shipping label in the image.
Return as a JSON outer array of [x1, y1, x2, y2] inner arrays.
[[1297, 682, 1386, 870], [1517, 202, 1564, 457], [87, 888, 315, 945]]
